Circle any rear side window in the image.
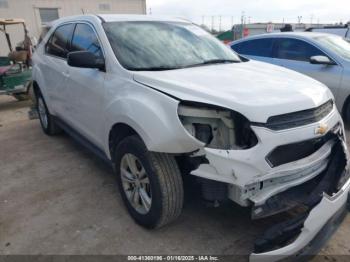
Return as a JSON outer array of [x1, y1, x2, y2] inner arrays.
[[71, 23, 103, 59], [232, 38, 274, 57], [274, 38, 324, 62], [46, 24, 75, 58]]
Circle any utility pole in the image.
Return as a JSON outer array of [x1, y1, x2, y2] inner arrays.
[[202, 15, 205, 25], [297, 16, 302, 24], [241, 11, 245, 38], [219, 15, 222, 32], [231, 16, 234, 29], [149, 8, 152, 15], [211, 16, 214, 32], [310, 14, 314, 25]]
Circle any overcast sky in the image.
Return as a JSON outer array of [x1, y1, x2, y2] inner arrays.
[[147, 0, 350, 30]]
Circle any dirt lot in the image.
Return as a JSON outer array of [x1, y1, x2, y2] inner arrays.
[[1, 95, 350, 260]]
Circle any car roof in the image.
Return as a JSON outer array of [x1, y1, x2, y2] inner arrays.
[[51, 14, 191, 26], [232, 31, 337, 43], [99, 14, 191, 23]]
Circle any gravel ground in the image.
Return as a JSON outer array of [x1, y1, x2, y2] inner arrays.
[[0, 95, 349, 261]]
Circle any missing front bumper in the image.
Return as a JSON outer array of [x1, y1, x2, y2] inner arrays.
[[252, 138, 348, 220], [250, 179, 350, 262], [250, 137, 350, 261]]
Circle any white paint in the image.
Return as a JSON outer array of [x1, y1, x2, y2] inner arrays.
[[32, 15, 350, 259]]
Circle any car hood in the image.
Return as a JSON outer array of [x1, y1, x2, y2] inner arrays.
[[133, 60, 333, 122]]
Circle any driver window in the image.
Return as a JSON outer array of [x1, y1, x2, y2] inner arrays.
[[71, 23, 103, 59]]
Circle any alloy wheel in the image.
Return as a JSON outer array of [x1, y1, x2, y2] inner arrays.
[[120, 153, 152, 214], [38, 97, 48, 129]]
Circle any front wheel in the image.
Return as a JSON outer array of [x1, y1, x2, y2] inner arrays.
[[114, 135, 184, 228], [344, 101, 350, 124]]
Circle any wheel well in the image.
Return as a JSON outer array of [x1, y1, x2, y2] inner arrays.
[[342, 95, 350, 120], [32, 81, 41, 98], [109, 123, 138, 159]]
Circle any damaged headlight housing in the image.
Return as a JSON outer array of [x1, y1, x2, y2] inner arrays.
[[178, 102, 258, 149]]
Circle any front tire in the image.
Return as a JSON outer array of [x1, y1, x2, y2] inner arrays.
[[344, 100, 350, 124], [114, 135, 184, 229], [36, 92, 62, 136]]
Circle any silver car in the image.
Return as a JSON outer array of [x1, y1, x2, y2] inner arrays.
[[230, 32, 350, 121]]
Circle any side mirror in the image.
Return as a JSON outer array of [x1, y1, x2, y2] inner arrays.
[[67, 51, 105, 71], [310, 55, 336, 65]]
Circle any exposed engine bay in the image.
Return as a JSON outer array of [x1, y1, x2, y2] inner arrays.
[[178, 101, 258, 150]]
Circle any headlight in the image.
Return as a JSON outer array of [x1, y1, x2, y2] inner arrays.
[[178, 102, 258, 150]]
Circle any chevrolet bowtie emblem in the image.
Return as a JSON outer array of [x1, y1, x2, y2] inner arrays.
[[315, 123, 328, 135]]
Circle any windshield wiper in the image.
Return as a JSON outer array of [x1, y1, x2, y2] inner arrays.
[[183, 59, 240, 68], [129, 59, 240, 71], [202, 59, 240, 64], [130, 66, 182, 71]]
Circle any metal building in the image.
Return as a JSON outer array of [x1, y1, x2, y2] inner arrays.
[[0, 0, 146, 55]]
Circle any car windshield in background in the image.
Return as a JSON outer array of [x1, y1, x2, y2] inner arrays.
[[103, 21, 241, 71], [314, 35, 350, 61]]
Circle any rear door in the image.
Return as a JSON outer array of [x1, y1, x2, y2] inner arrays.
[[64, 23, 106, 148], [231, 38, 275, 63], [42, 23, 75, 116], [272, 37, 343, 96]]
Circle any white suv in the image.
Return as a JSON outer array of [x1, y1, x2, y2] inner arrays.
[[32, 15, 350, 260]]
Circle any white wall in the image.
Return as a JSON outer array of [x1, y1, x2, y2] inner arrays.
[[0, 0, 146, 55]]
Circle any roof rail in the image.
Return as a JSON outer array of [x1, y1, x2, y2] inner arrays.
[[306, 25, 348, 31], [96, 15, 106, 23]]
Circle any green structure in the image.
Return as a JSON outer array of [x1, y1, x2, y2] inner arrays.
[[216, 30, 235, 43], [0, 18, 32, 101]]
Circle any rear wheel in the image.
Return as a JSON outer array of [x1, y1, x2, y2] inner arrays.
[[344, 100, 350, 124], [114, 135, 184, 228], [37, 92, 62, 135]]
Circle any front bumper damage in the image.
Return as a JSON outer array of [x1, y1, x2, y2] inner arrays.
[[188, 108, 350, 260], [250, 178, 350, 262], [250, 138, 350, 261]]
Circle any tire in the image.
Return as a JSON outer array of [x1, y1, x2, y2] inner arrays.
[[13, 93, 29, 101], [344, 100, 350, 124], [36, 91, 62, 136], [114, 135, 184, 229]]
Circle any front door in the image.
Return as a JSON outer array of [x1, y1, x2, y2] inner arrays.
[[64, 23, 106, 148], [272, 38, 343, 97]]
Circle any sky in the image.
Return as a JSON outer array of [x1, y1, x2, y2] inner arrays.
[[147, 0, 350, 30]]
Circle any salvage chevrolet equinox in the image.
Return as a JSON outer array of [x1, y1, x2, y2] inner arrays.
[[32, 15, 350, 261]]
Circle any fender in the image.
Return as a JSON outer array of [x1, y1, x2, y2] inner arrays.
[[103, 82, 203, 158]]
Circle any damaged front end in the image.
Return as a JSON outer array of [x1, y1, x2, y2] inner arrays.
[[252, 133, 349, 260], [177, 100, 350, 261]]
